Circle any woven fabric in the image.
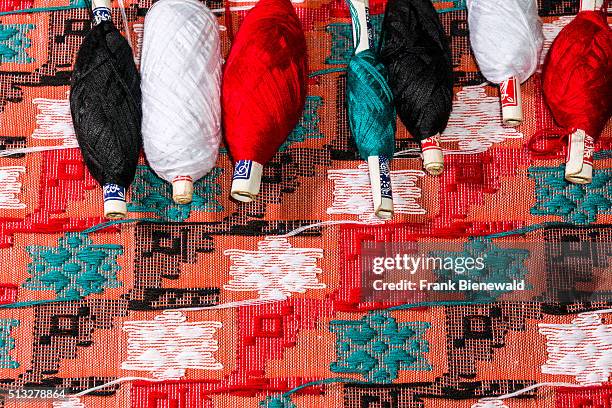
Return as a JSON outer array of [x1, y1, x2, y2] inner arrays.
[[0, 0, 609, 407]]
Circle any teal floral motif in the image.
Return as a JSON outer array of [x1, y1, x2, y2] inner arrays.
[[128, 165, 224, 221], [259, 395, 296, 408], [25, 233, 122, 301], [280, 96, 324, 151], [431, 239, 530, 302], [0, 24, 34, 64], [0, 319, 19, 369], [329, 311, 430, 383], [326, 15, 383, 66], [529, 164, 611, 224]]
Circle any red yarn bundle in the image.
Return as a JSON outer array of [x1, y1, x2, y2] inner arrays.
[[222, 0, 307, 201], [542, 8, 612, 140]]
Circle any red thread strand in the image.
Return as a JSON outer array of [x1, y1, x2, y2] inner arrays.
[[541, 8, 612, 141], [222, 0, 308, 166]]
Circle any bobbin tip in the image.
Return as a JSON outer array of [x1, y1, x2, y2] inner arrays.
[[500, 77, 523, 127], [565, 168, 593, 184], [421, 135, 444, 176], [425, 163, 444, 176], [103, 184, 127, 219], [231, 160, 263, 203], [502, 116, 523, 127], [104, 199, 127, 219], [172, 177, 194, 205], [374, 198, 394, 220]]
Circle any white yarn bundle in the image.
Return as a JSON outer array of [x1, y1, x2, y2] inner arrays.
[[141, 0, 222, 204], [466, 0, 543, 84]]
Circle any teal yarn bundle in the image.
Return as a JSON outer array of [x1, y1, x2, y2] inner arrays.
[[346, 50, 397, 160], [346, 2, 396, 161]]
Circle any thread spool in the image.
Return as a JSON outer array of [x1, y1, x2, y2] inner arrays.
[[222, 0, 307, 203], [141, 0, 222, 205], [96, 0, 126, 218], [70, 0, 143, 219], [540, 0, 610, 185], [354, 0, 393, 218], [562, 0, 604, 184], [103, 184, 127, 219], [500, 76, 522, 126], [380, 0, 453, 176], [565, 130, 594, 184], [230, 161, 263, 202], [421, 136, 444, 175], [347, 0, 395, 219]]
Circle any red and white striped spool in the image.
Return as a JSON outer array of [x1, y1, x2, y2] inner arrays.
[[500, 76, 523, 126], [172, 175, 194, 204], [562, 0, 603, 184], [421, 135, 444, 175]]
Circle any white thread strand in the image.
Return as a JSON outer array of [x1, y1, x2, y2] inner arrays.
[[472, 400, 509, 408], [178, 297, 284, 312], [73, 377, 163, 397], [467, 0, 543, 84], [279, 220, 368, 237], [132, 23, 144, 66], [0, 145, 76, 157], [481, 382, 587, 401], [117, 0, 133, 52], [141, 0, 222, 185], [67, 377, 607, 402], [0, 95, 79, 157], [53, 397, 85, 408]]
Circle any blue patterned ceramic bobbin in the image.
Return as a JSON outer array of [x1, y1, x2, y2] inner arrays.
[[231, 160, 264, 202]]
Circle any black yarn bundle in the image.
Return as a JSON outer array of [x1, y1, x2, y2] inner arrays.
[[379, 0, 453, 141], [70, 19, 142, 192]]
